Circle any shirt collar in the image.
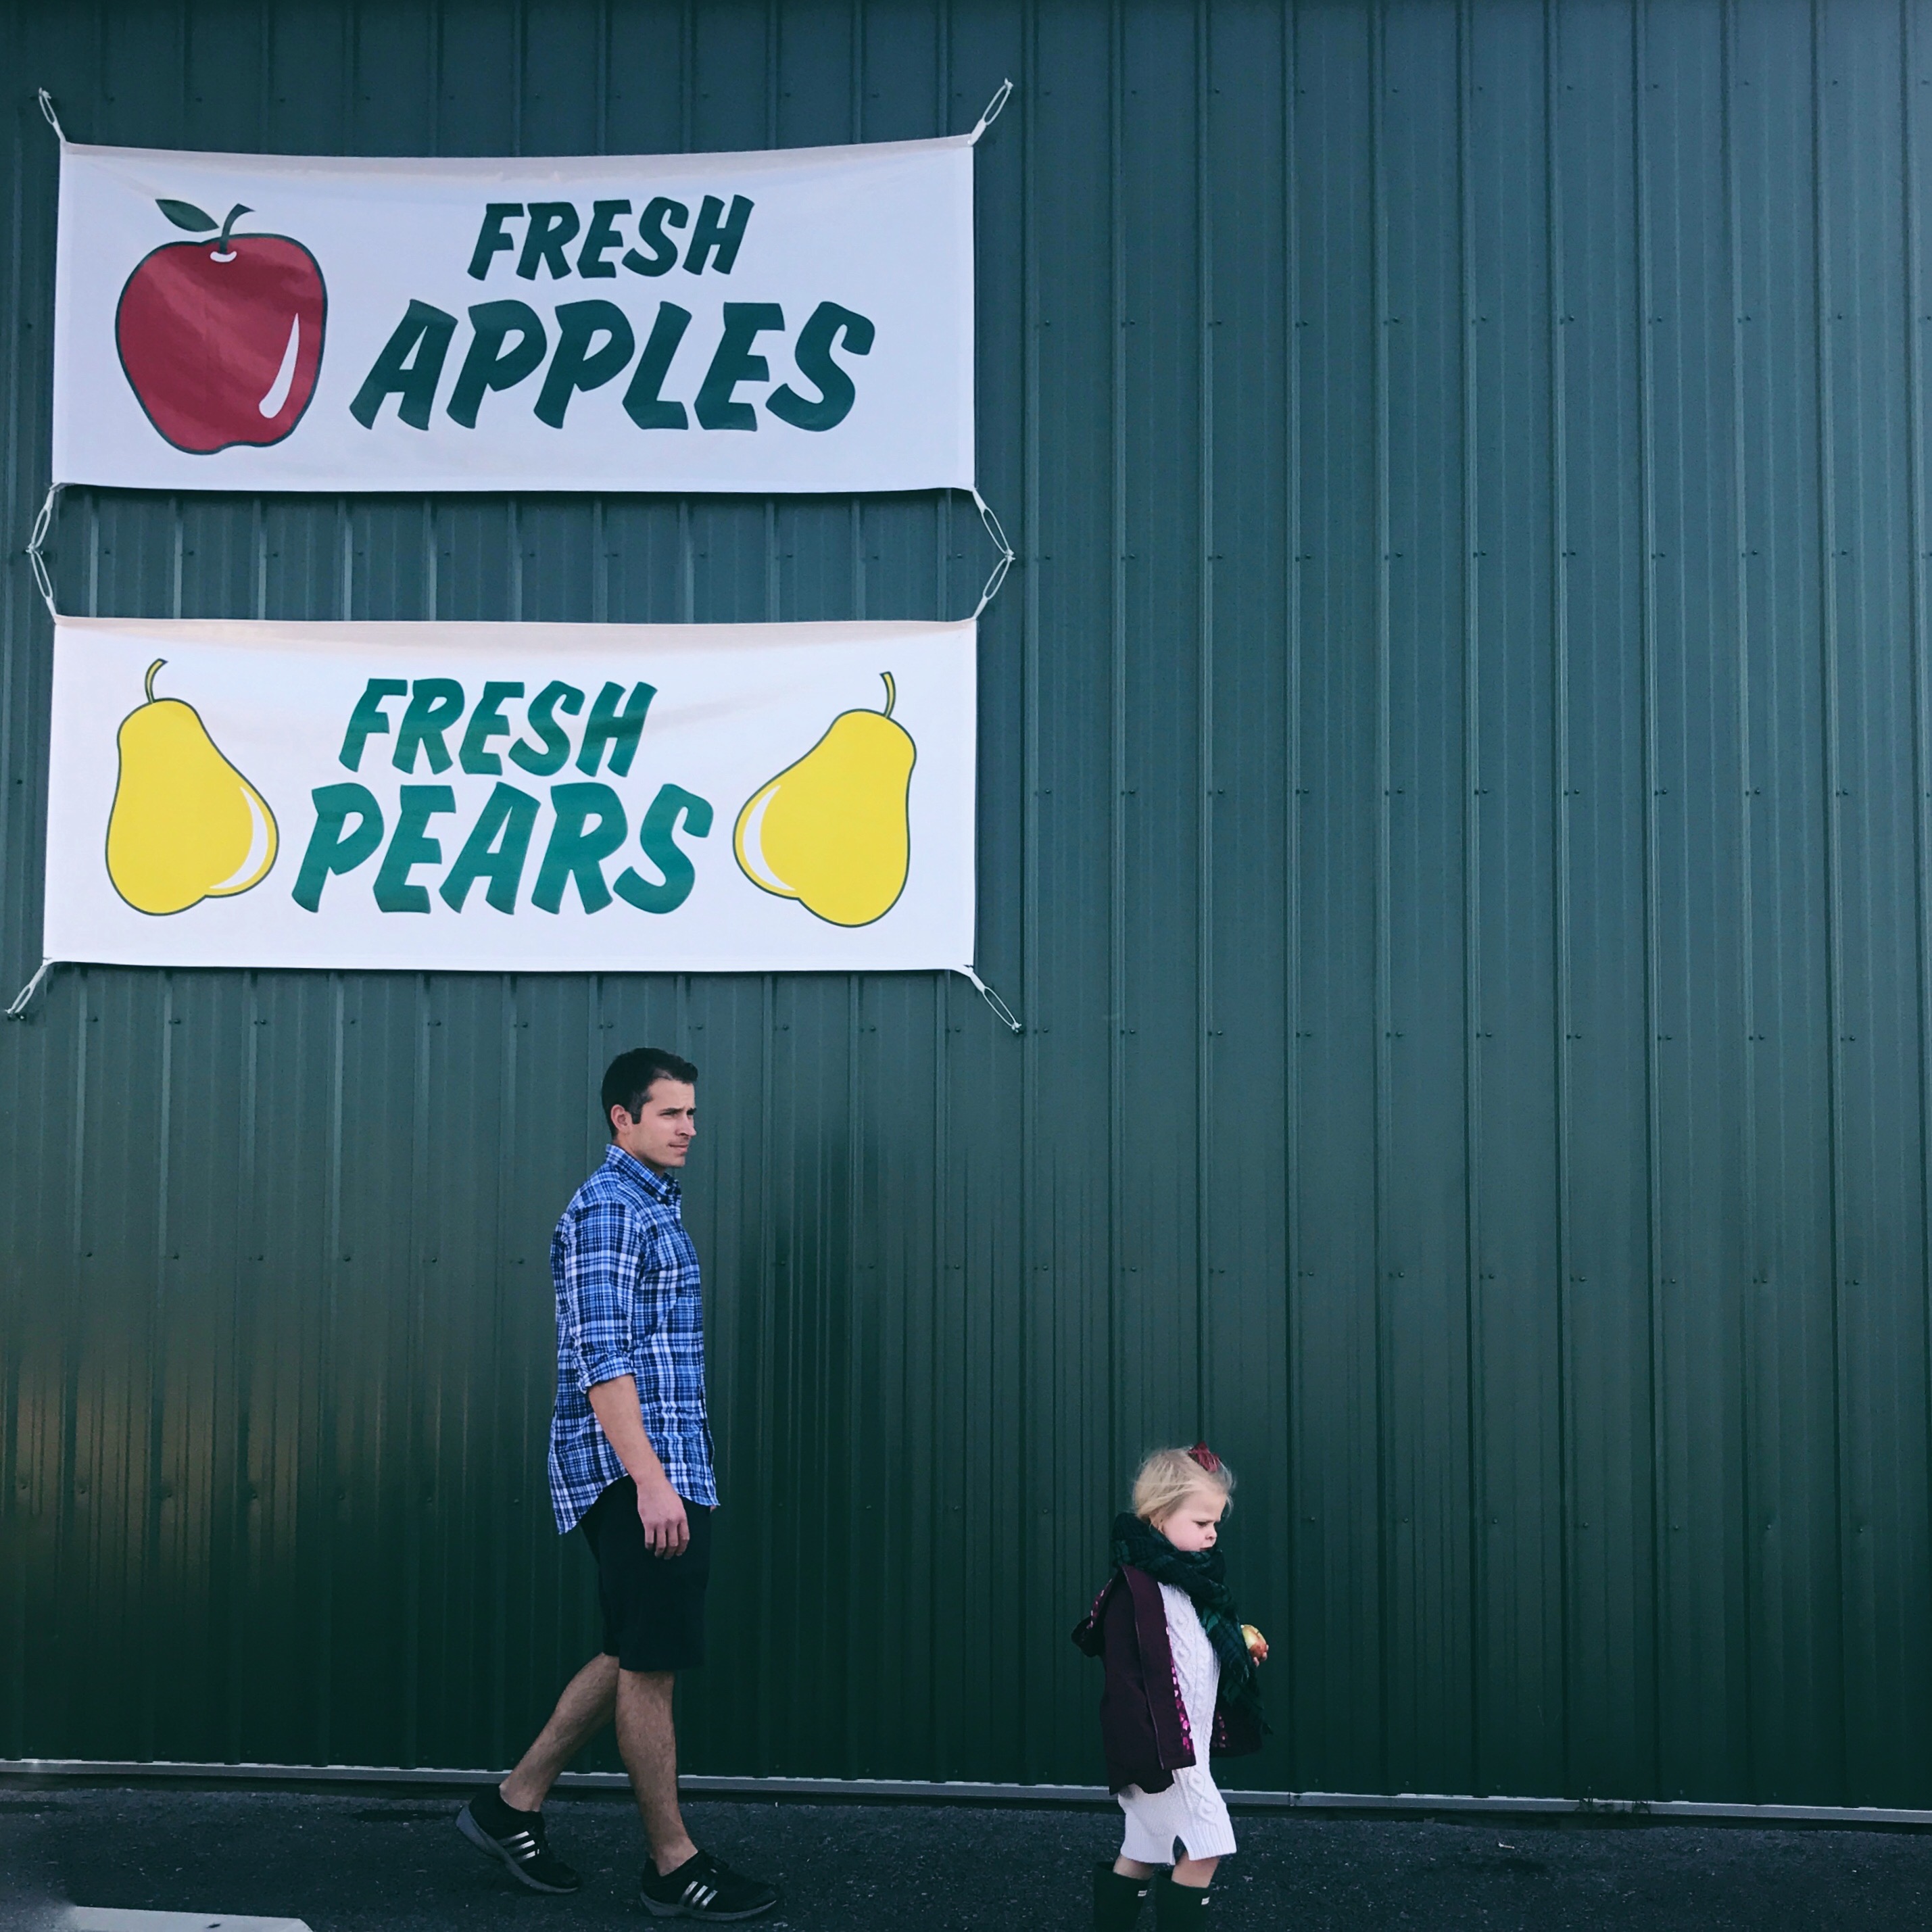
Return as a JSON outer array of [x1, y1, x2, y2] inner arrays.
[[603, 1142, 681, 1204]]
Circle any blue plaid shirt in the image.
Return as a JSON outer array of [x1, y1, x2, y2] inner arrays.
[[548, 1144, 718, 1533]]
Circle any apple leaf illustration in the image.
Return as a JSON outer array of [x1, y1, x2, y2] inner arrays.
[[155, 199, 219, 233]]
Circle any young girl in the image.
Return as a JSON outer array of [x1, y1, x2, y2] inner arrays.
[[1072, 1444, 1267, 1929]]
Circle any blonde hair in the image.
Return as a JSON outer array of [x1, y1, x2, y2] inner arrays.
[[1132, 1446, 1234, 1527]]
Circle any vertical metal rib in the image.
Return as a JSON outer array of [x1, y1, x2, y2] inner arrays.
[[1904, 0, 1932, 1758], [488, 966, 520, 1772], [1016, 0, 1042, 1773], [403, 969, 431, 1766], [1544, 0, 1576, 1795], [316, 971, 347, 1762], [1809, 0, 1853, 1799], [233, 967, 263, 1764], [1370, 0, 1394, 1790], [929, 0, 956, 1777], [1456, 0, 1488, 1797], [1632, 0, 1670, 1797], [1722, 0, 1762, 1793], [1195, 0, 1215, 1431], [142, 969, 174, 1760], [1109, 0, 1129, 1507], [1282, 0, 1306, 1781]]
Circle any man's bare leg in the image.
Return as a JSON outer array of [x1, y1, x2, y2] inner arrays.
[[617, 1668, 698, 1875], [498, 1653, 619, 1810]]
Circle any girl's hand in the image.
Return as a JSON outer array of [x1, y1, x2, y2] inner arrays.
[[1242, 1623, 1269, 1664]]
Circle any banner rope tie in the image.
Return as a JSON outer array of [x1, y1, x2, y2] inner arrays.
[[968, 79, 1013, 144], [960, 965, 1022, 1034], [26, 482, 59, 621], [37, 88, 66, 143], [5, 959, 57, 1022], [969, 487, 1015, 619]]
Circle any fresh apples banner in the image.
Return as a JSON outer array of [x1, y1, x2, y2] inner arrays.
[[51, 133, 973, 494], [43, 617, 976, 975]]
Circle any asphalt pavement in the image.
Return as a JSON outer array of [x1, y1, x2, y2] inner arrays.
[[5, 1783, 1932, 1930]]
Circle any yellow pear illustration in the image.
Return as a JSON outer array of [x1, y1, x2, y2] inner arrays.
[[734, 672, 915, 926], [106, 658, 279, 915]]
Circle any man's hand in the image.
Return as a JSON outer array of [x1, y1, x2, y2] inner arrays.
[[635, 1468, 690, 1557], [585, 1376, 688, 1557]]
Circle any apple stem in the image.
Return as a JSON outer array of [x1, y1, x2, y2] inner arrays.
[[214, 203, 253, 253], [144, 658, 165, 703], [879, 671, 896, 718]]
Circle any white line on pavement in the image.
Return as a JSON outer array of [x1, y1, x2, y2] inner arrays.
[[64, 1911, 312, 1932]]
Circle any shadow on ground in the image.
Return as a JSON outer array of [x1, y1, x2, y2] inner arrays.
[[3, 1785, 1931, 1929]]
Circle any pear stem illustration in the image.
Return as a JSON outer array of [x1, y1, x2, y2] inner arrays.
[[144, 658, 165, 703], [880, 671, 895, 717]]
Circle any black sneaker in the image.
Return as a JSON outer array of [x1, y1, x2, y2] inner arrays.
[[639, 1849, 779, 1921], [456, 1787, 582, 1893]]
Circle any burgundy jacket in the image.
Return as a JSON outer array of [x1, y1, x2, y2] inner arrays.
[[1071, 1565, 1264, 1795]]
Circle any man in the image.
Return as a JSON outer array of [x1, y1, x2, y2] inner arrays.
[[457, 1046, 779, 1922]]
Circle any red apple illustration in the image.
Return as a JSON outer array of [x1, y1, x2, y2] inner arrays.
[[116, 199, 327, 454]]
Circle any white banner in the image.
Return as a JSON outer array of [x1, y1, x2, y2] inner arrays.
[[43, 617, 976, 974], [51, 134, 973, 495]]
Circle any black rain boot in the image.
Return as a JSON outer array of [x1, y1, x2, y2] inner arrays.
[[1153, 1870, 1211, 1927], [1092, 1861, 1151, 1931]]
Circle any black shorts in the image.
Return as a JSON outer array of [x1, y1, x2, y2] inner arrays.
[[579, 1477, 713, 1673]]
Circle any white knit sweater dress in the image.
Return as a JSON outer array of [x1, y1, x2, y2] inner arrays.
[[1115, 1582, 1238, 1862]]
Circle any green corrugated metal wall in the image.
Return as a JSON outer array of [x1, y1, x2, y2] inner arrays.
[[4, 0, 1932, 1806]]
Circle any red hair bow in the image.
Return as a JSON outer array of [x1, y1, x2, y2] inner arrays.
[[1188, 1441, 1223, 1474]]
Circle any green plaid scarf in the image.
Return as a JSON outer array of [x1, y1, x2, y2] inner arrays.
[[1111, 1510, 1263, 1717]]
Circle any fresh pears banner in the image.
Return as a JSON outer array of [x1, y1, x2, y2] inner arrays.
[[50, 133, 973, 493], [43, 617, 976, 974]]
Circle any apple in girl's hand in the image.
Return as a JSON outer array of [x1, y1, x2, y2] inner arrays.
[[1242, 1624, 1269, 1664], [116, 199, 327, 454]]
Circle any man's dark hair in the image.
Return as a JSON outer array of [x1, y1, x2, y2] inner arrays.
[[601, 1046, 700, 1132]]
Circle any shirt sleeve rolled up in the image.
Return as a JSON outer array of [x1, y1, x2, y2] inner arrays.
[[560, 1197, 644, 1391]]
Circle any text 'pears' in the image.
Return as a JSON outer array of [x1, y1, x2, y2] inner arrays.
[[107, 659, 279, 915], [734, 672, 915, 926]]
